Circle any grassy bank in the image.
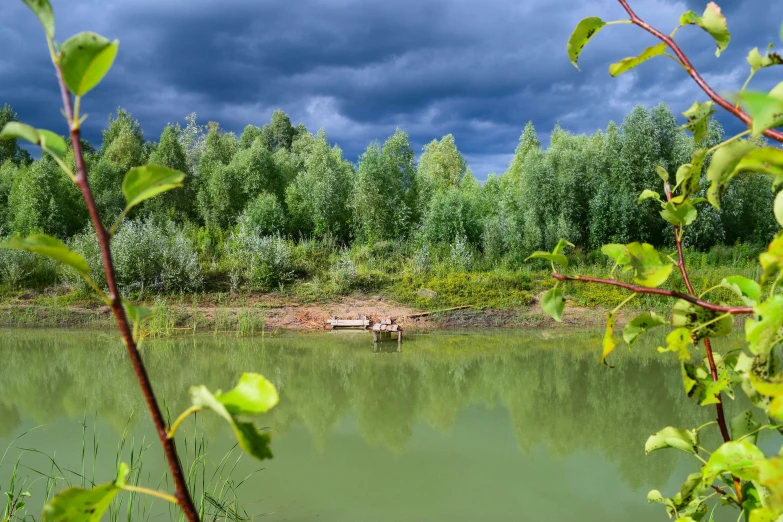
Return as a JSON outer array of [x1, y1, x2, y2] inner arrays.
[[0, 243, 763, 332]]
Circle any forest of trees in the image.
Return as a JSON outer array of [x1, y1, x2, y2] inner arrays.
[[0, 101, 775, 294]]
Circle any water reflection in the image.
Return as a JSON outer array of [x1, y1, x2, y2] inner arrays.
[[0, 328, 747, 520]]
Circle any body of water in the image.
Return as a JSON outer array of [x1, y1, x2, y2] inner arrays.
[[0, 328, 751, 521]]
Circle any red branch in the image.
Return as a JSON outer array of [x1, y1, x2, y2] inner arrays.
[[54, 66, 201, 522], [551, 274, 754, 314], [617, 0, 783, 144]]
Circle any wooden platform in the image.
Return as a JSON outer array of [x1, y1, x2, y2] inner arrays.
[[327, 316, 370, 329], [372, 319, 402, 344]]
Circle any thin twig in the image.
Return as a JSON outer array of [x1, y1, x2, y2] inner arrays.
[[551, 274, 753, 314], [53, 64, 201, 522], [616, 0, 783, 144]]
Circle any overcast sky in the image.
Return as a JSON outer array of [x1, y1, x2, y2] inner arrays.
[[1, 0, 781, 178]]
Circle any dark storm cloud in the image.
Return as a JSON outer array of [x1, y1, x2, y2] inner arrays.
[[1, 0, 781, 178]]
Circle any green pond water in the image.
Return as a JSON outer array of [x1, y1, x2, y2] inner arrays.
[[0, 328, 754, 521]]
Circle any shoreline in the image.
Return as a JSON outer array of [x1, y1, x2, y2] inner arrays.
[[0, 292, 629, 332]]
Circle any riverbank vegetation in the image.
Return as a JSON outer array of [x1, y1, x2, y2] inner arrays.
[[0, 103, 773, 317]]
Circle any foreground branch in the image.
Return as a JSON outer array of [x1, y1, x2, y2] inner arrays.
[[551, 274, 754, 314], [54, 66, 201, 522], [617, 0, 783, 144]]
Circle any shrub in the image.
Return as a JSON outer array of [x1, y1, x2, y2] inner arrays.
[[64, 220, 202, 295], [329, 249, 357, 292], [448, 234, 474, 271], [228, 227, 294, 290], [238, 192, 286, 236], [0, 247, 57, 290]]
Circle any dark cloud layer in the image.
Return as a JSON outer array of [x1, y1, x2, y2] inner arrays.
[[1, 0, 781, 178]]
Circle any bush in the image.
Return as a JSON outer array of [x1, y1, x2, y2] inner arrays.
[[237, 192, 286, 236], [65, 220, 202, 295], [329, 249, 357, 292], [448, 234, 474, 271], [0, 247, 57, 290], [228, 227, 294, 290]]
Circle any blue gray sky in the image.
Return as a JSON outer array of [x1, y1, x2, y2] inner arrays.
[[1, 0, 781, 178]]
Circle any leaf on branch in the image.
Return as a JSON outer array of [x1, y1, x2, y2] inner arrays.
[[672, 299, 733, 340], [735, 82, 783, 139], [567, 17, 606, 70], [551, 238, 575, 256], [645, 426, 698, 455], [638, 189, 661, 204], [775, 191, 783, 227], [122, 165, 186, 216], [702, 441, 765, 483], [601, 312, 615, 367], [525, 252, 568, 267], [189, 373, 279, 461], [658, 327, 693, 361], [648, 473, 709, 521], [656, 166, 670, 182], [123, 301, 152, 326], [706, 139, 757, 209], [626, 242, 673, 288], [623, 311, 669, 346], [720, 275, 761, 305], [681, 101, 715, 143], [540, 287, 565, 322], [755, 458, 783, 517], [22, 0, 55, 39], [760, 234, 783, 285], [748, 46, 783, 73], [42, 463, 128, 522], [59, 32, 119, 96], [660, 201, 697, 227], [746, 296, 783, 356], [601, 243, 631, 266], [680, 3, 730, 57], [730, 410, 760, 445], [0, 122, 66, 160], [0, 234, 91, 280], [609, 43, 667, 77]]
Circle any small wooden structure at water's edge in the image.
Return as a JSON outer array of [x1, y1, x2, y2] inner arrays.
[[327, 316, 370, 329], [372, 319, 402, 344]]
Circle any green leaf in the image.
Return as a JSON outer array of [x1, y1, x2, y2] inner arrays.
[[123, 301, 152, 325], [122, 165, 185, 216], [0, 234, 90, 279], [749, 507, 778, 522], [609, 43, 667, 77], [541, 287, 565, 322], [680, 3, 730, 57], [706, 139, 757, 209], [776, 191, 783, 227], [760, 234, 783, 284], [22, 0, 55, 39], [623, 311, 668, 346], [58, 32, 119, 96], [658, 328, 693, 361], [626, 242, 673, 288], [750, 371, 783, 397], [218, 373, 279, 415], [755, 458, 783, 516], [770, 396, 783, 422], [638, 189, 661, 204], [645, 426, 698, 455], [681, 101, 715, 143], [567, 17, 606, 70], [703, 441, 765, 483], [730, 147, 783, 189], [0, 122, 66, 160], [721, 276, 762, 304], [601, 244, 630, 265], [672, 299, 733, 340], [735, 85, 783, 139], [189, 373, 279, 460], [601, 312, 615, 367], [525, 252, 568, 268], [551, 238, 574, 256], [660, 201, 697, 227], [42, 463, 128, 522], [746, 296, 783, 356], [656, 166, 670, 182], [748, 46, 783, 73], [730, 410, 760, 444]]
